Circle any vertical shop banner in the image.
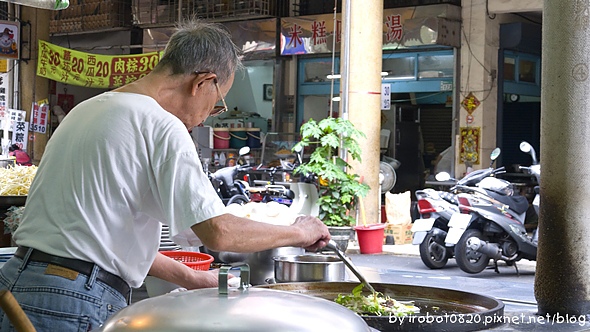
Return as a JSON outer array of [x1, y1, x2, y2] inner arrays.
[[29, 102, 49, 134], [0, 72, 8, 123], [12, 120, 28, 150], [37, 40, 161, 89], [0, 74, 7, 112]]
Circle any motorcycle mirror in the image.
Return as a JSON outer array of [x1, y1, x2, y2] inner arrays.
[[238, 146, 250, 156], [490, 148, 501, 161], [519, 141, 531, 153], [293, 144, 303, 165], [519, 141, 538, 165], [435, 172, 451, 181]]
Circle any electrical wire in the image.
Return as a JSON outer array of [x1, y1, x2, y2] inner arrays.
[[486, 0, 496, 20], [328, 0, 337, 118], [460, 0, 495, 101]]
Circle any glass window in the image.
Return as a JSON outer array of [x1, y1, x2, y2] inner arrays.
[[382, 56, 415, 79], [519, 59, 537, 83], [504, 57, 516, 81], [303, 60, 337, 82], [418, 54, 454, 78]]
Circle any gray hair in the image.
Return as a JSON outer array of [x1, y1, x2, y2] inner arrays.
[[154, 20, 243, 85]]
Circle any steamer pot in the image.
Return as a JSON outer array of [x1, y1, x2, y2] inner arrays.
[[273, 254, 345, 283], [95, 264, 371, 332], [217, 246, 304, 285]]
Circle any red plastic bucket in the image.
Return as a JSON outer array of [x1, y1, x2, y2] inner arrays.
[[354, 223, 386, 254], [213, 128, 230, 149]]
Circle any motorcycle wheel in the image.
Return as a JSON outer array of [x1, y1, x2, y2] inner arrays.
[[419, 231, 449, 269], [454, 229, 490, 274], [227, 194, 250, 206]]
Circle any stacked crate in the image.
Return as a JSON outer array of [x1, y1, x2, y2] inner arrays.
[[132, 0, 270, 26], [132, 0, 178, 26], [50, 0, 132, 34]]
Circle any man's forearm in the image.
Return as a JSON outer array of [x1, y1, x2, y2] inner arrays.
[[191, 213, 305, 252]]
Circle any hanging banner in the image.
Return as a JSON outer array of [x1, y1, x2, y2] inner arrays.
[[460, 127, 480, 165], [37, 40, 161, 89]]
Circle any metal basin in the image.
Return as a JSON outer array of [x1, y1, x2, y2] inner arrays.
[[255, 282, 504, 331], [216, 246, 305, 285], [273, 254, 345, 283]]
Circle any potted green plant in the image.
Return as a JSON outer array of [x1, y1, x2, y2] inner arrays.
[[293, 117, 370, 249]]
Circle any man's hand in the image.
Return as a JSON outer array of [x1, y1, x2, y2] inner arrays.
[[291, 215, 331, 251], [183, 269, 234, 290]]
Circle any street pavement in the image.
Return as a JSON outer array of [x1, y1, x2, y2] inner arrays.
[[345, 242, 588, 332]]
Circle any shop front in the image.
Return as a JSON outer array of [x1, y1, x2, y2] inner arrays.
[[281, 4, 461, 195]]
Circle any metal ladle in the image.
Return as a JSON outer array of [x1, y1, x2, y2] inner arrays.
[[325, 240, 376, 294]]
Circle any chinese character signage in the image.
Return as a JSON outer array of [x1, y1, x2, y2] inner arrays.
[[0, 72, 8, 115], [12, 120, 28, 150], [280, 5, 460, 55], [0, 21, 19, 60], [1, 109, 24, 132], [381, 83, 391, 110], [29, 102, 49, 134], [37, 40, 162, 89]]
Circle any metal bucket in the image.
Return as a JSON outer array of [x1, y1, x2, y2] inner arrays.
[[0, 159, 15, 169], [273, 254, 345, 283], [217, 246, 305, 285]]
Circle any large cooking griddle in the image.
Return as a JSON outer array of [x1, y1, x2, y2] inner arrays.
[[255, 281, 504, 331]]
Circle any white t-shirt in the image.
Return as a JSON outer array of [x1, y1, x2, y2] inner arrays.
[[13, 92, 225, 287]]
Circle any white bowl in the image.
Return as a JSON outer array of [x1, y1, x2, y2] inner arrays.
[[144, 276, 183, 297]]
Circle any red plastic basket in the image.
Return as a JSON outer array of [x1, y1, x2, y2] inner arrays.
[[160, 251, 214, 271]]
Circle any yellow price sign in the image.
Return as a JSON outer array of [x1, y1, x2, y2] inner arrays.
[[37, 40, 162, 89]]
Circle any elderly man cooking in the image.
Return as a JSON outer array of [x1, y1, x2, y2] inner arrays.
[[0, 20, 330, 331]]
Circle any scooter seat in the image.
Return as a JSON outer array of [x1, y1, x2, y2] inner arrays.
[[487, 191, 530, 214]]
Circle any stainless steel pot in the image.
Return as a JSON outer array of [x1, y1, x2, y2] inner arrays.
[[273, 254, 345, 283], [218, 246, 304, 285], [96, 265, 371, 332]]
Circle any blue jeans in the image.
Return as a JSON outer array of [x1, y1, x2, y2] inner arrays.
[[0, 252, 129, 332]]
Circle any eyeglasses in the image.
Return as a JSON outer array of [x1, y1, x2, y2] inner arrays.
[[210, 78, 229, 117]]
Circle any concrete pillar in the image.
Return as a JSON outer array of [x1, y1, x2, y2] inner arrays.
[[459, 0, 499, 175], [535, 0, 590, 315], [340, 0, 383, 224], [20, 7, 50, 162]]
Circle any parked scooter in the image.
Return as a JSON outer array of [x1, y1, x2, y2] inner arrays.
[[246, 146, 304, 206], [209, 146, 252, 206], [518, 141, 540, 219], [412, 148, 501, 269], [446, 147, 538, 274]]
